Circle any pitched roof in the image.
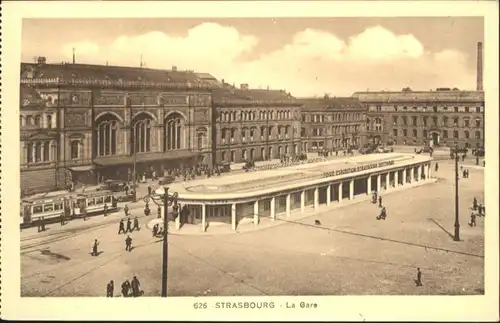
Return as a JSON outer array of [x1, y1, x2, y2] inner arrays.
[[20, 62, 217, 86], [297, 97, 366, 111], [213, 87, 296, 104]]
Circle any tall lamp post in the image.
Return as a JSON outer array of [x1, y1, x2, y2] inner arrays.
[[143, 187, 179, 297], [452, 144, 460, 241]]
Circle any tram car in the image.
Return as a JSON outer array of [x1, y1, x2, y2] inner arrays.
[[21, 194, 75, 227], [20, 190, 118, 227], [71, 190, 118, 217]]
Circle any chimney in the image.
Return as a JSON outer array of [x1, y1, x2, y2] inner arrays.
[[37, 56, 46, 65], [240, 83, 249, 90], [476, 41, 483, 91], [72, 48, 76, 64]]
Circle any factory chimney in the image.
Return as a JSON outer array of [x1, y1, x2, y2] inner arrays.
[[476, 42, 483, 91]]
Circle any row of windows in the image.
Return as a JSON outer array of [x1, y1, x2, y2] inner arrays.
[[306, 125, 362, 137], [20, 114, 54, 129], [95, 113, 208, 157], [390, 116, 482, 128], [372, 105, 483, 113], [221, 126, 295, 142], [219, 110, 293, 122], [302, 113, 363, 123], [307, 137, 361, 150], [221, 145, 299, 162], [392, 129, 482, 139], [25, 141, 54, 164]]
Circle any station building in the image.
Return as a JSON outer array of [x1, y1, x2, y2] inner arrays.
[[165, 153, 434, 232], [20, 58, 217, 193]]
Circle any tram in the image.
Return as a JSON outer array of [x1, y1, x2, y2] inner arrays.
[[71, 190, 118, 217], [21, 194, 74, 227], [20, 190, 118, 227]]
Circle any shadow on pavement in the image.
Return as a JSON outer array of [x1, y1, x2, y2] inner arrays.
[[427, 218, 455, 240]]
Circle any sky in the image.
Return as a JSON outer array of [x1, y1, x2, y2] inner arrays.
[[21, 17, 483, 97]]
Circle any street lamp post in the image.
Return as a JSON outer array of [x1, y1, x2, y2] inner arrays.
[[453, 144, 460, 241], [143, 187, 179, 297]]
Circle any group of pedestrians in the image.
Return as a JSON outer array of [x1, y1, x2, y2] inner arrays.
[[372, 191, 387, 220], [117, 208, 141, 252], [106, 276, 143, 297], [469, 197, 486, 227]]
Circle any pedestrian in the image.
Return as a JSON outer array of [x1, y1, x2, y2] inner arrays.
[[462, 169, 466, 178], [60, 211, 65, 226], [126, 217, 132, 233], [435, 163, 439, 172], [121, 280, 131, 297], [91, 238, 99, 256], [83, 208, 88, 221], [469, 212, 476, 227], [477, 204, 483, 217], [415, 268, 423, 286], [466, 169, 470, 178], [144, 203, 151, 216], [133, 216, 140, 231], [131, 276, 141, 297], [125, 235, 133, 252], [378, 196, 382, 208], [106, 280, 114, 297], [103, 203, 108, 217], [124, 205, 129, 217], [152, 223, 159, 237], [473, 197, 478, 210], [147, 185, 152, 195], [118, 219, 125, 234]]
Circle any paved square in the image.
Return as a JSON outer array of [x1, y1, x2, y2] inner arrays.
[[21, 162, 484, 296]]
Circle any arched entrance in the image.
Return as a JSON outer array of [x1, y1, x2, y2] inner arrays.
[[430, 131, 440, 147]]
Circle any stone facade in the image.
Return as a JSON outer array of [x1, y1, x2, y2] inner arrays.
[[352, 90, 485, 148], [298, 97, 367, 152]]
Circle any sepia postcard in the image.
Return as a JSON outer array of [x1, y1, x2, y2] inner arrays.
[[1, 1, 499, 321]]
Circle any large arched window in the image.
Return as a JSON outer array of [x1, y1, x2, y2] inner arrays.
[[133, 115, 152, 153], [164, 113, 184, 151], [96, 114, 118, 157]]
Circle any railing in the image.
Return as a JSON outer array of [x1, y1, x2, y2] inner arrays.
[[20, 78, 217, 90], [214, 99, 302, 105]]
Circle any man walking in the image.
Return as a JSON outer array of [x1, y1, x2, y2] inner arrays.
[[131, 276, 141, 297], [124, 204, 129, 217], [378, 196, 383, 208], [103, 203, 108, 217], [415, 268, 423, 286], [91, 238, 99, 256], [435, 162, 439, 172], [121, 280, 131, 297], [106, 280, 114, 297], [125, 235, 133, 252], [118, 219, 125, 234], [133, 216, 140, 231], [469, 212, 476, 227], [126, 217, 132, 233]]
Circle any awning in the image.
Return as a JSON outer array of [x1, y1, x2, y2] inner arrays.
[[94, 151, 201, 167], [68, 165, 95, 172]]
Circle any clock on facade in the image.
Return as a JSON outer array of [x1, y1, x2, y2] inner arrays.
[[72, 94, 79, 103]]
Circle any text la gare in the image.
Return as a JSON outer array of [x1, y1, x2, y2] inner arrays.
[[286, 301, 318, 309]]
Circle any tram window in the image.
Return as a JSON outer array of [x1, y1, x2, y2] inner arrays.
[[54, 203, 63, 210], [33, 205, 43, 214], [105, 196, 112, 203], [87, 198, 96, 206], [43, 204, 54, 212], [77, 198, 86, 207], [96, 197, 104, 204]]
